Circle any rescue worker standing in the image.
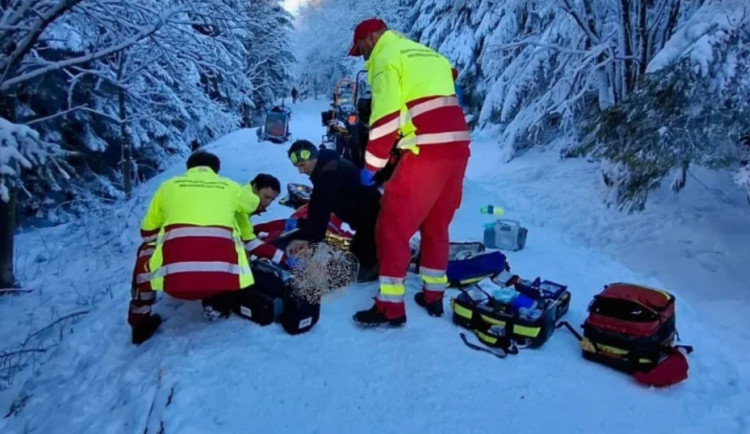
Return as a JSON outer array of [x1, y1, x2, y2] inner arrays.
[[348, 19, 470, 326], [128, 152, 260, 344]]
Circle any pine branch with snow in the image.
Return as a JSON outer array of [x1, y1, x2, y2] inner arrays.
[[293, 0, 410, 98], [1, 0, 294, 221], [0, 117, 67, 203], [571, 11, 750, 211]]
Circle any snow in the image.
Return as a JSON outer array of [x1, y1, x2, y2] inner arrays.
[[0, 118, 44, 202], [646, 0, 748, 75], [1, 99, 749, 433], [733, 165, 750, 195]]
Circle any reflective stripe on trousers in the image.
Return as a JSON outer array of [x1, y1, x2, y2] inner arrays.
[[129, 304, 151, 314], [377, 276, 405, 303], [141, 227, 247, 285], [132, 290, 156, 301], [137, 261, 252, 285], [420, 266, 447, 292]]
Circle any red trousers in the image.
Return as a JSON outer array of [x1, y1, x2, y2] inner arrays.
[[375, 149, 469, 318], [127, 244, 230, 328]]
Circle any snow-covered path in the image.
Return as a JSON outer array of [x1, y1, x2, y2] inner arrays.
[[1, 99, 747, 434]]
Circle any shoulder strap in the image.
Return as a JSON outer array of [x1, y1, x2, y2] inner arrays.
[[460, 333, 513, 359]]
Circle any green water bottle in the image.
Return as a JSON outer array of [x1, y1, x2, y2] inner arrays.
[[480, 204, 504, 216]]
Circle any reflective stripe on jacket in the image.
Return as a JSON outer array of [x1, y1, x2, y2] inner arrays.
[[364, 31, 470, 171], [235, 185, 286, 265], [137, 166, 256, 294]]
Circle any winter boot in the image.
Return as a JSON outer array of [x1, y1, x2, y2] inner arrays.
[[201, 292, 235, 321], [353, 299, 406, 327], [415, 292, 444, 317], [202, 304, 230, 321], [131, 314, 162, 345]]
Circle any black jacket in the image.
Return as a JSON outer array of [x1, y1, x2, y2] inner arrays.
[[298, 149, 381, 242]]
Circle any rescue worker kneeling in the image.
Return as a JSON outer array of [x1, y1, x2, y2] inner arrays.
[[284, 140, 381, 282], [235, 173, 293, 268], [128, 152, 286, 344]]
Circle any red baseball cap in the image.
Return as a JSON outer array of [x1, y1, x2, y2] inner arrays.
[[348, 18, 387, 56]]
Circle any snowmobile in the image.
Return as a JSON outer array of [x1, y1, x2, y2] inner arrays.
[[257, 104, 292, 144], [354, 69, 372, 125]]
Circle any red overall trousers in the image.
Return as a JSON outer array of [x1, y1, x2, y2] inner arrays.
[[374, 145, 469, 319]]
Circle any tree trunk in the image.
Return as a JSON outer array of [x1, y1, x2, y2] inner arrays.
[[637, 0, 649, 77], [117, 52, 132, 199], [596, 59, 615, 110], [581, 0, 598, 43], [0, 190, 17, 289], [619, 0, 634, 94], [0, 90, 16, 289], [662, 1, 681, 47], [0, 0, 84, 88]]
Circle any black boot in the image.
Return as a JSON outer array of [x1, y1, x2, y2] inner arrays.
[[131, 314, 162, 345], [201, 294, 231, 321], [415, 292, 444, 317], [353, 304, 406, 327], [201, 292, 236, 321]]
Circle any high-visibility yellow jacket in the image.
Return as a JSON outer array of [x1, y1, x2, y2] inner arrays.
[[235, 185, 287, 266], [136, 166, 256, 297], [363, 30, 470, 172]]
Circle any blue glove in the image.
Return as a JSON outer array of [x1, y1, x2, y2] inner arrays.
[[360, 168, 376, 186], [285, 255, 299, 269], [283, 219, 298, 232]]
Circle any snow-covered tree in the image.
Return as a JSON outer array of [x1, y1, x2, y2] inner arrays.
[[245, 0, 296, 117], [0, 119, 70, 287], [2, 0, 293, 205], [293, 0, 411, 98], [45, 0, 259, 197], [359, 0, 736, 211], [0, 0, 293, 288], [571, 1, 750, 211], [404, 0, 705, 160]]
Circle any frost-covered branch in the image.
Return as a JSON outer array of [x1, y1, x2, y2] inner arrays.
[[25, 105, 86, 125], [0, 0, 84, 85], [0, 0, 291, 223], [0, 117, 67, 202], [1, 7, 187, 91], [569, 2, 750, 211], [558, 0, 601, 44]]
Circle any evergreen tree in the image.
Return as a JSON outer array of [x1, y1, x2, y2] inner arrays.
[[570, 2, 750, 211]]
